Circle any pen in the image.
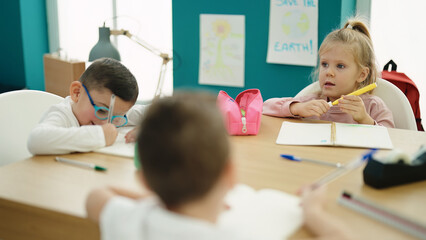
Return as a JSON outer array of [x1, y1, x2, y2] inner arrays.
[[280, 154, 342, 168], [329, 82, 377, 106], [107, 94, 116, 124], [339, 191, 426, 239], [312, 149, 377, 187], [55, 157, 107, 171]]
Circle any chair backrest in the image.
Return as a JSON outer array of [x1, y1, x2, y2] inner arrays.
[[374, 78, 417, 130], [294, 79, 417, 130], [0, 90, 64, 166]]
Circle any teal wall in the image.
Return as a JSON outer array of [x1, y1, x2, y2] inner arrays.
[[172, 0, 355, 99], [341, 0, 356, 26], [0, 0, 48, 91], [0, 1, 26, 90]]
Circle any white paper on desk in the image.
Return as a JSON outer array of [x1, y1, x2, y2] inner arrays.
[[94, 127, 135, 158], [276, 121, 393, 149], [334, 123, 393, 149], [276, 122, 332, 145], [218, 184, 302, 240]]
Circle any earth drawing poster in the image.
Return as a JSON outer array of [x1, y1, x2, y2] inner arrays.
[[267, 0, 318, 66]]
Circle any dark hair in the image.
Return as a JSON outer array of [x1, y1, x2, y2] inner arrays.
[[137, 91, 230, 208], [79, 58, 138, 103]]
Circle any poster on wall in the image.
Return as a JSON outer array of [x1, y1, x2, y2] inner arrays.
[[199, 14, 245, 87], [266, 0, 318, 66]]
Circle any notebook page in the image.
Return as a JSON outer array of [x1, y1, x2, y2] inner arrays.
[[94, 127, 135, 158], [276, 121, 332, 146], [218, 184, 302, 240], [334, 123, 393, 149]]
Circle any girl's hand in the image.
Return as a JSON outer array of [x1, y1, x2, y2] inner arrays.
[[290, 99, 330, 117], [338, 95, 374, 125], [125, 127, 140, 143]]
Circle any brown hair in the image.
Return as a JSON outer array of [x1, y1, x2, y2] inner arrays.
[[79, 58, 138, 103], [137, 91, 230, 208], [313, 16, 378, 91]]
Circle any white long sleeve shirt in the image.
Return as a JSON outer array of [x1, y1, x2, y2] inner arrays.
[[27, 96, 146, 155]]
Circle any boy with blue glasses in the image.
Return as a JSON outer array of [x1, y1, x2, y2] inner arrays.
[[28, 58, 146, 155]]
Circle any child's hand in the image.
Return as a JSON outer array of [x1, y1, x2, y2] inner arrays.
[[290, 100, 330, 117], [102, 123, 118, 146], [125, 127, 140, 143], [297, 184, 328, 215], [338, 95, 374, 125]]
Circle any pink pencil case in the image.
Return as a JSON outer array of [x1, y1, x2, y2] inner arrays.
[[217, 89, 263, 135]]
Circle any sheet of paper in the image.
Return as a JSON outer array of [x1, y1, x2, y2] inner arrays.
[[93, 127, 135, 158], [218, 184, 302, 239], [276, 121, 332, 145], [267, 0, 318, 66], [199, 14, 245, 87], [334, 123, 393, 149]]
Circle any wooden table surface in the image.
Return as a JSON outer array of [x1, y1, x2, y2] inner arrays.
[[0, 115, 425, 240]]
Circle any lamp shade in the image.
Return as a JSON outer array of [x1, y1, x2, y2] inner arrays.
[[88, 27, 121, 61]]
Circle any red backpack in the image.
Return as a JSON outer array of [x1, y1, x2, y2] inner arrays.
[[381, 60, 424, 131]]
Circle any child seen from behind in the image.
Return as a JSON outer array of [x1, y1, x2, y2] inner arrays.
[[86, 92, 354, 240]]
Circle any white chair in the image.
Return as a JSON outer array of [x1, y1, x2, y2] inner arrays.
[[0, 90, 63, 166], [294, 78, 417, 130]]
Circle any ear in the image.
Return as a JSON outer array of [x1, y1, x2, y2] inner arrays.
[[357, 67, 370, 83], [70, 81, 83, 103]]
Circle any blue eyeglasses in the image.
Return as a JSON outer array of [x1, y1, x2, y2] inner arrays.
[[82, 84, 128, 127]]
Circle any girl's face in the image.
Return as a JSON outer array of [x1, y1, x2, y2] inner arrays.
[[319, 43, 369, 102]]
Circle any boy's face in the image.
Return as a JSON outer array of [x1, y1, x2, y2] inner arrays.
[[70, 82, 134, 126], [318, 43, 368, 102]]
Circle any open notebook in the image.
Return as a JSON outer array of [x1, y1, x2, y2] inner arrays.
[[94, 127, 135, 158], [276, 121, 393, 149], [218, 184, 302, 239]]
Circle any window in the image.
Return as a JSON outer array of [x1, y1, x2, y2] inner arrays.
[[48, 0, 173, 102], [369, 0, 425, 126]]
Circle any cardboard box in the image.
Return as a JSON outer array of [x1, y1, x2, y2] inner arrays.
[[43, 54, 86, 97]]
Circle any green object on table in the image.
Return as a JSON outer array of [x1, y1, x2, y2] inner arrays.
[[134, 142, 141, 169]]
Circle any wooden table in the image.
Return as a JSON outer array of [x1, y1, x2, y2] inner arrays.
[[0, 115, 425, 240]]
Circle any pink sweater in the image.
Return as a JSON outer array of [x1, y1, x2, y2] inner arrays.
[[263, 93, 395, 128]]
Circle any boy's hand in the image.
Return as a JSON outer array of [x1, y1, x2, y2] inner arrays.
[[125, 127, 140, 143], [290, 100, 330, 117], [102, 123, 118, 146], [338, 95, 374, 125]]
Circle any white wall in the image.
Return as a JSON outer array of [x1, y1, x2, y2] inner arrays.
[[370, 0, 425, 128], [54, 0, 172, 102]]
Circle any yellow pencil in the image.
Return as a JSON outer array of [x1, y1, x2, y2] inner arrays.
[[329, 82, 377, 106]]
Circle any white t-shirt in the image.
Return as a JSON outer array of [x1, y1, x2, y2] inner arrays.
[[100, 185, 303, 240], [27, 96, 147, 155], [100, 196, 255, 240]]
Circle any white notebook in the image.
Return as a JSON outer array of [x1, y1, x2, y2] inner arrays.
[[94, 127, 135, 158], [218, 184, 302, 240], [276, 121, 393, 149]]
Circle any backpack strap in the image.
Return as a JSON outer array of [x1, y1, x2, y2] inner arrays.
[[383, 60, 397, 71]]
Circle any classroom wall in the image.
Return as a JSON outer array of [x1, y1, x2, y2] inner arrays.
[[172, 0, 355, 99], [0, 0, 48, 92]]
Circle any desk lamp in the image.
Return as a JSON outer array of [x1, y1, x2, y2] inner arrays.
[[89, 25, 172, 97]]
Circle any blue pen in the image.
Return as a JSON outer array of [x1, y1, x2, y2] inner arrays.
[[280, 154, 342, 168]]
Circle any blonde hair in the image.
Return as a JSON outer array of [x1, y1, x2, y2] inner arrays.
[[313, 16, 379, 91]]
